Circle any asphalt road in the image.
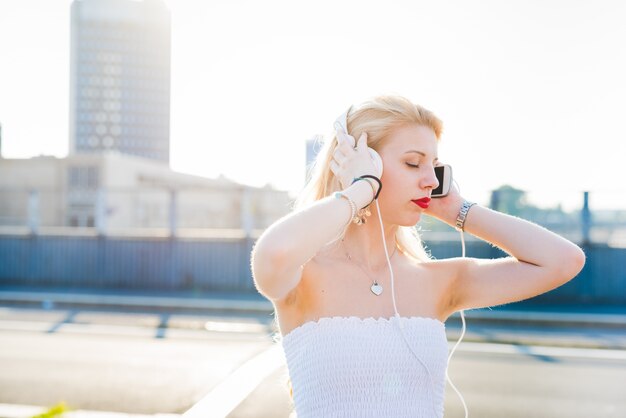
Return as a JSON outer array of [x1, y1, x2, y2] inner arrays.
[[0, 307, 275, 415], [1, 306, 625, 418]]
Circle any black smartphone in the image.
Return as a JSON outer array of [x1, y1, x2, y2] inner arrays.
[[432, 164, 452, 198]]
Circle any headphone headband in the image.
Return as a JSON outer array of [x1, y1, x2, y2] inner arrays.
[[333, 105, 353, 134]]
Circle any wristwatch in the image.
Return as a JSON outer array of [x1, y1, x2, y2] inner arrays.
[[455, 200, 476, 232]]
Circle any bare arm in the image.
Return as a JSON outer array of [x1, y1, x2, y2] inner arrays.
[[430, 200, 586, 312], [251, 180, 375, 301]]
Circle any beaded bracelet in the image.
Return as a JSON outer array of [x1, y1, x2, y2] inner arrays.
[[333, 191, 358, 225], [333, 175, 382, 226]]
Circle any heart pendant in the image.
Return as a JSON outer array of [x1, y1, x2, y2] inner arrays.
[[370, 283, 383, 296]]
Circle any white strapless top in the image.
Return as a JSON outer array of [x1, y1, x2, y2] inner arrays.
[[278, 315, 448, 418]]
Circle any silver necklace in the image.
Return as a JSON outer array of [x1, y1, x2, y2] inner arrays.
[[341, 237, 398, 296]]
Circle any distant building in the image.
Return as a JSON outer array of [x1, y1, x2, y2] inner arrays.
[[69, 0, 171, 164], [0, 153, 292, 234]]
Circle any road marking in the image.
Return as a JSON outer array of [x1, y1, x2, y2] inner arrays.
[[0, 291, 273, 312], [454, 341, 626, 360], [203, 320, 268, 333], [0, 319, 271, 339], [182, 343, 285, 418], [0, 403, 179, 418]]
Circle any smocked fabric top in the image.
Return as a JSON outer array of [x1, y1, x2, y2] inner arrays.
[[279, 315, 448, 418]]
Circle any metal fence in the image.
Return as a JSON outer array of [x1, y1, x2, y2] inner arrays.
[[0, 231, 254, 292], [0, 231, 624, 305]]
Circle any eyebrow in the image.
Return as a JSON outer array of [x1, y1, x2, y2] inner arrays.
[[404, 150, 438, 161]]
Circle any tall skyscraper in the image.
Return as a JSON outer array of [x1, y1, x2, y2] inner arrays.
[[69, 0, 171, 164]]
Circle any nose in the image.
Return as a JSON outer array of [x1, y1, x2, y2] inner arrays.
[[420, 167, 439, 191]]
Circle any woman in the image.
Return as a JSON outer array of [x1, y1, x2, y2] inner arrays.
[[250, 94, 586, 417]]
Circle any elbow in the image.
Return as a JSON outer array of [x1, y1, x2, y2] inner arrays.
[[251, 240, 286, 276], [252, 228, 288, 265], [569, 244, 587, 276], [251, 248, 282, 299], [557, 244, 586, 282]]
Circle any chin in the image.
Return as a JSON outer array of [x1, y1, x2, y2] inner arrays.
[[397, 212, 421, 227]]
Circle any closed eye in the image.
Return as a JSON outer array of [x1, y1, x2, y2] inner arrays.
[[406, 163, 419, 168]]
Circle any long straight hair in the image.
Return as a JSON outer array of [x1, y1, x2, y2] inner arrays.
[[292, 94, 444, 262]]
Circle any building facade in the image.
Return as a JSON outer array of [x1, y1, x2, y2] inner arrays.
[[69, 0, 171, 164], [0, 153, 293, 235]]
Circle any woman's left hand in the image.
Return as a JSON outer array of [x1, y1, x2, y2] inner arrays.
[[423, 168, 465, 226]]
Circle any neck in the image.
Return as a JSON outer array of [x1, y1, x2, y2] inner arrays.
[[340, 211, 399, 272]]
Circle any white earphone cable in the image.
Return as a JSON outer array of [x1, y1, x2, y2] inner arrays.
[[374, 197, 469, 418], [446, 230, 469, 418], [374, 199, 441, 417]]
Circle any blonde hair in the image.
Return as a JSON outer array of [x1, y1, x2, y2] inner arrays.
[[292, 94, 444, 262]]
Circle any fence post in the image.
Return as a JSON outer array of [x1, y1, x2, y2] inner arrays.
[[169, 189, 177, 238], [28, 189, 39, 235], [581, 191, 591, 246], [95, 187, 107, 236], [490, 189, 500, 210], [488, 189, 501, 258], [241, 187, 253, 239], [240, 187, 254, 290]]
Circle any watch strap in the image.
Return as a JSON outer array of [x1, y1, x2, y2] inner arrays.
[[455, 200, 477, 232]]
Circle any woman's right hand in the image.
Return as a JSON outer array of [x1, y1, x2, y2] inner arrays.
[[329, 130, 380, 192]]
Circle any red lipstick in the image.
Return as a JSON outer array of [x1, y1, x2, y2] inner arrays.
[[412, 197, 431, 209]]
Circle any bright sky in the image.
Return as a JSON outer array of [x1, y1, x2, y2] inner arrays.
[[0, 0, 624, 211]]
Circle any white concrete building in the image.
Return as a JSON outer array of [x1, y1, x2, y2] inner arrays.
[[0, 153, 293, 236]]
